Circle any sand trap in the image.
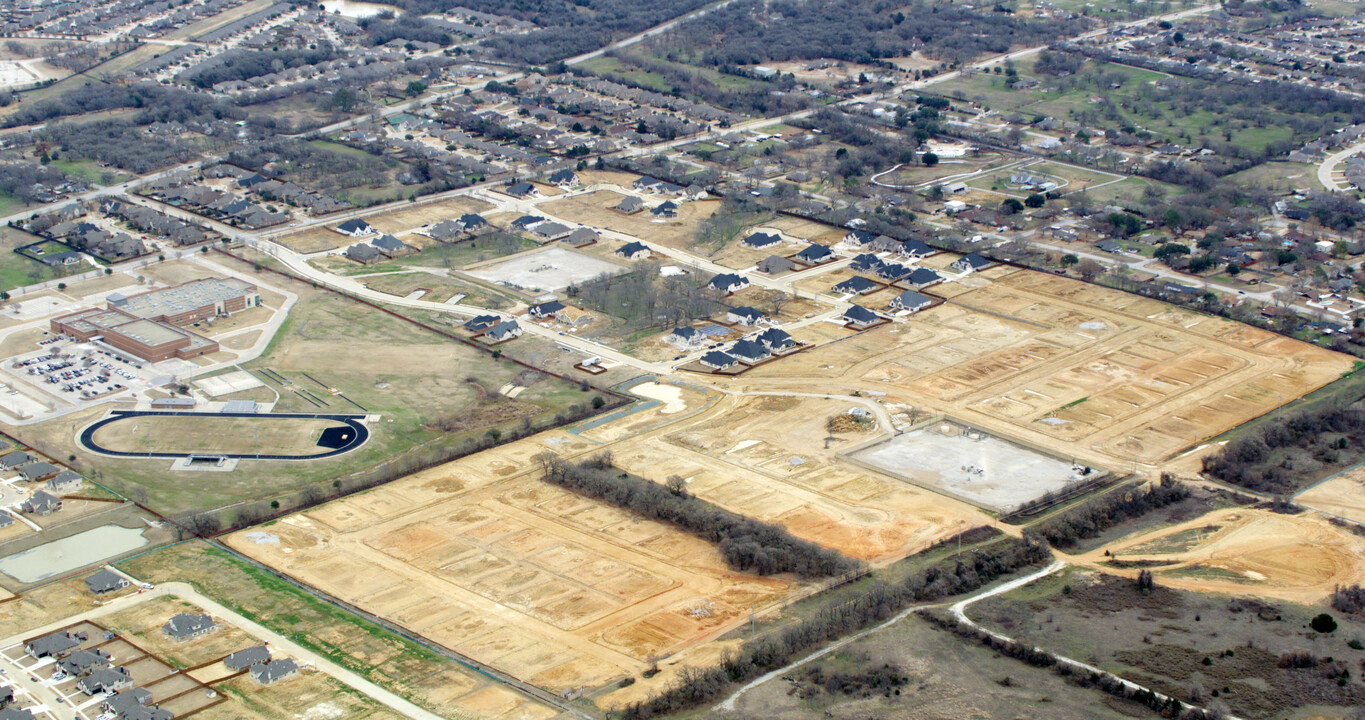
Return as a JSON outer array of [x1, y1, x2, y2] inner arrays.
[[631, 382, 685, 413]]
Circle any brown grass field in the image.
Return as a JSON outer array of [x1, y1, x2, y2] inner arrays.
[[1297, 466, 1365, 525], [88, 415, 348, 456], [538, 191, 722, 248]]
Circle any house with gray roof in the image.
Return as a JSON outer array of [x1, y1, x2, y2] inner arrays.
[[0, 707, 32, 720], [757, 255, 795, 274], [56, 648, 111, 677], [120, 706, 173, 720], [0, 450, 32, 470], [707, 273, 750, 295], [742, 232, 783, 250], [483, 320, 522, 343], [729, 340, 770, 364], [101, 688, 152, 716], [615, 196, 645, 214], [163, 613, 216, 641], [47, 469, 83, 493], [616, 241, 650, 261], [85, 568, 130, 595], [19, 462, 58, 482], [25, 631, 83, 659], [225, 645, 271, 671], [344, 243, 382, 265], [842, 304, 882, 329], [250, 658, 299, 685], [757, 327, 797, 352], [20, 490, 60, 516], [834, 276, 880, 296], [700, 351, 738, 370], [726, 307, 766, 326], [795, 243, 834, 265], [370, 234, 412, 258], [904, 267, 942, 289], [77, 667, 132, 695], [952, 254, 992, 273], [889, 290, 933, 313]]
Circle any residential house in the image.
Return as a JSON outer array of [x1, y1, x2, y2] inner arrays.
[[615, 196, 645, 214], [742, 232, 782, 250], [850, 254, 884, 273], [370, 235, 412, 258], [665, 327, 706, 349], [652, 201, 679, 218], [548, 169, 578, 188], [84, 569, 130, 595], [700, 351, 739, 370], [872, 235, 904, 254], [101, 689, 153, 717], [427, 219, 465, 242], [463, 315, 499, 333], [0, 707, 33, 720], [566, 228, 599, 247], [841, 229, 875, 248], [18, 462, 57, 482], [726, 307, 766, 325], [344, 243, 382, 264], [20, 490, 60, 516], [555, 306, 593, 327], [842, 304, 882, 329], [952, 254, 992, 273], [504, 182, 538, 198], [511, 215, 547, 230], [225, 646, 271, 671], [163, 613, 216, 641], [528, 301, 566, 319], [529, 222, 572, 241], [904, 267, 942, 289], [834, 276, 880, 296], [484, 319, 522, 342], [706, 273, 750, 295], [616, 241, 651, 261], [0, 451, 33, 471], [251, 659, 299, 685], [876, 263, 912, 282], [335, 219, 376, 237], [457, 213, 488, 231], [56, 649, 111, 677], [757, 327, 797, 352], [729, 339, 770, 364], [757, 255, 795, 274], [794, 244, 834, 265], [25, 631, 83, 659], [889, 290, 933, 313], [899, 238, 935, 258], [77, 667, 133, 695]]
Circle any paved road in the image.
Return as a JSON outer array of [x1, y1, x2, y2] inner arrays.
[[1318, 138, 1365, 192], [0, 580, 449, 720]]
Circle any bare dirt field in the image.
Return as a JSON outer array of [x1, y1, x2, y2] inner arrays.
[[227, 387, 987, 700], [733, 268, 1353, 467], [1071, 508, 1365, 604], [1296, 466, 1365, 524], [88, 415, 349, 455]]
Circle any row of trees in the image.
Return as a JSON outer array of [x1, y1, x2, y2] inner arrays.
[[535, 453, 859, 578], [620, 532, 1051, 719], [178, 43, 339, 88], [1034, 475, 1192, 549], [1201, 404, 1365, 494]]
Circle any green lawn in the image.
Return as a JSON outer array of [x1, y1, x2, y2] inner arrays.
[[50, 158, 131, 186], [0, 227, 62, 291]]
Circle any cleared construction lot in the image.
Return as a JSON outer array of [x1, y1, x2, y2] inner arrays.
[[737, 267, 1353, 466], [226, 388, 987, 701]]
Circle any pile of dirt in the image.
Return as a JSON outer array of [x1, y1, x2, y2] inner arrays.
[[827, 412, 875, 434]]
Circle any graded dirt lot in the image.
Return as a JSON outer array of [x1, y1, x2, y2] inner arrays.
[[1296, 466, 1365, 524], [227, 385, 987, 699], [89, 415, 348, 455], [1071, 507, 1365, 604], [734, 268, 1353, 467]]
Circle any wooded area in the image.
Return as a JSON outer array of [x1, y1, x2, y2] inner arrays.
[[1202, 405, 1365, 494]]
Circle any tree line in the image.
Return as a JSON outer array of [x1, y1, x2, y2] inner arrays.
[[535, 453, 859, 578], [1033, 475, 1191, 549], [620, 532, 1051, 719], [1201, 404, 1365, 494], [569, 260, 725, 331]]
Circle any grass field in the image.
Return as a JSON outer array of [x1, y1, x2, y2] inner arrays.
[[89, 415, 349, 456], [119, 541, 558, 720], [968, 565, 1365, 719], [938, 58, 1342, 154], [0, 227, 62, 291]]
